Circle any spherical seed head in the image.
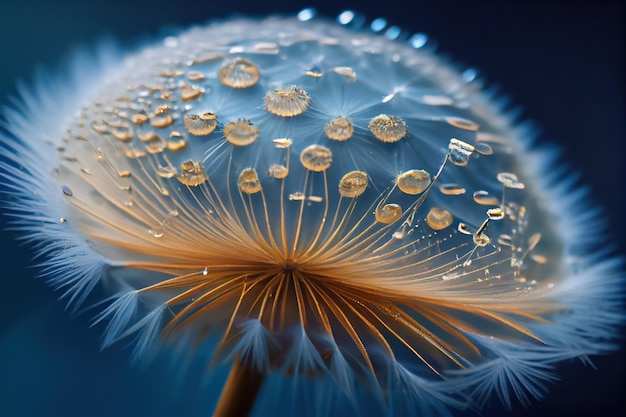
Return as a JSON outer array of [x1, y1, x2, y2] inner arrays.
[[1, 13, 622, 417]]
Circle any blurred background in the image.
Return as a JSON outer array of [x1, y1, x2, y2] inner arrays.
[[0, 0, 623, 416]]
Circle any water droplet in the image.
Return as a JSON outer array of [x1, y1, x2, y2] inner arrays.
[[264, 85, 311, 117], [474, 142, 493, 155], [528, 233, 542, 251], [110, 123, 133, 141], [177, 160, 208, 186], [267, 164, 288, 179], [218, 57, 260, 89], [59, 217, 67, 223], [498, 234, 513, 247], [375, 203, 402, 224], [409, 33, 428, 49], [150, 106, 174, 128], [473, 233, 490, 247], [370, 18, 387, 32], [304, 66, 323, 78], [426, 207, 453, 230], [273, 138, 292, 148], [289, 192, 305, 201], [131, 114, 148, 125], [180, 83, 203, 101], [224, 119, 259, 146], [297, 7, 316, 21], [473, 190, 500, 205], [497, 172, 525, 189], [184, 112, 217, 136], [142, 133, 166, 154], [331, 66, 356, 82], [396, 169, 431, 195], [166, 132, 187, 151], [187, 71, 206, 81], [337, 10, 355, 25], [487, 207, 505, 220], [338, 170, 368, 198], [458, 223, 474, 235], [91, 120, 108, 133], [446, 117, 479, 131], [238, 168, 262, 194], [324, 117, 354, 141], [448, 138, 475, 166], [124, 148, 147, 159], [149, 225, 164, 238], [439, 183, 466, 195], [300, 145, 333, 172], [369, 114, 407, 143]]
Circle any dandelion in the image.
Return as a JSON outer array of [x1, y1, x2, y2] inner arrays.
[[0, 8, 623, 417]]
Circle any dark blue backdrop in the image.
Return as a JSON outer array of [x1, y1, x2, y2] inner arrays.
[[0, 0, 623, 416]]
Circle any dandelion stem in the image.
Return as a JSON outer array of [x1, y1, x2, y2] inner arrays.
[[213, 356, 264, 417]]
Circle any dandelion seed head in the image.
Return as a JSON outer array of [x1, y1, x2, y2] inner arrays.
[[0, 9, 623, 417]]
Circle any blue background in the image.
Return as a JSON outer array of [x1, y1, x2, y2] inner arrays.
[[0, 0, 623, 416]]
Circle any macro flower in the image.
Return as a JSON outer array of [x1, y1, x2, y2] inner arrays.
[[0, 8, 623, 417]]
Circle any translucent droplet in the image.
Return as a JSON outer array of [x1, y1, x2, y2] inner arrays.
[[125, 148, 146, 159], [426, 207, 453, 230], [300, 144, 332, 172], [304, 66, 323, 78], [110, 123, 133, 141], [337, 10, 355, 25], [289, 192, 305, 201], [187, 71, 206, 81], [338, 171, 368, 198], [180, 83, 203, 101], [370, 18, 387, 32], [131, 114, 148, 125], [264, 85, 311, 117], [218, 57, 260, 88], [369, 114, 407, 143], [91, 120, 108, 133], [409, 33, 428, 49], [439, 184, 466, 195], [224, 119, 259, 146], [331, 66, 357, 82], [166, 132, 187, 151], [297, 7, 316, 22], [267, 164, 288, 179], [474, 142, 493, 155], [396, 169, 431, 195], [497, 172, 526, 189], [149, 225, 164, 238], [458, 222, 474, 235], [150, 106, 174, 128], [238, 168, 262, 194], [376, 203, 402, 224], [273, 138, 292, 148], [446, 117, 479, 131], [184, 113, 217, 136], [497, 235, 512, 248], [177, 160, 208, 186], [448, 138, 475, 166], [473, 190, 500, 205], [324, 117, 354, 141], [61, 185, 72, 197], [487, 207, 505, 220], [142, 133, 166, 154], [473, 233, 491, 247]]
